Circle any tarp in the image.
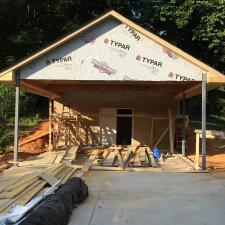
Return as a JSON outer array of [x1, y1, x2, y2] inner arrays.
[[18, 177, 89, 225], [21, 18, 202, 81]]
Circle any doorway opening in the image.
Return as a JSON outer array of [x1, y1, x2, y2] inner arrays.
[[116, 108, 132, 145]]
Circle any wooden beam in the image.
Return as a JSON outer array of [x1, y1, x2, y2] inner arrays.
[[194, 133, 200, 170], [150, 118, 154, 147], [168, 109, 174, 154], [174, 83, 202, 99], [21, 81, 61, 99], [47, 83, 186, 95], [19, 131, 49, 146], [154, 124, 169, 147]]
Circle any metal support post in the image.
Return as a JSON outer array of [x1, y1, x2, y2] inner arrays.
[[182, 92, 186, 157], [13, 73, 20, 166], [202, 73, 207, 170]]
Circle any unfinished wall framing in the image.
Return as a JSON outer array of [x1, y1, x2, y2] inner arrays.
[[51, 89, 178, 152]]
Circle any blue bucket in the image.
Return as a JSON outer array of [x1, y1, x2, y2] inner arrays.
[[153, 147, 160, 159]]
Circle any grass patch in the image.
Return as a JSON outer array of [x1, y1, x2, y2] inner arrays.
[[189, 114, 225, 130], [7, 114, 42, 126]]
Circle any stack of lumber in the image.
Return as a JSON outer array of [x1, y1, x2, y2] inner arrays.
[[101, 146, 123, 167], [15, 145, 79, 168], [0, 164, 9, 172], [83, 145, 160, 169], [0, 163, 79, 214]]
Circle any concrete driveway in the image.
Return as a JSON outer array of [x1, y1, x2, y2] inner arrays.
[[69, 171, 225, 225]]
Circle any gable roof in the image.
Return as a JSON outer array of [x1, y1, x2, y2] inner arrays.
[[0, 10, 224, 84]]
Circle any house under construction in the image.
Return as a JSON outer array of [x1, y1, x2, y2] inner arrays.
[[1, 10, 225, 170]]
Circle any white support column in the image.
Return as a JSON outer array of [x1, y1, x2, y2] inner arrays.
[[202, 73, 207, 170], [182, 92, 186, 157], [168, 109, 174, 154], [13, 72, 20, 166]]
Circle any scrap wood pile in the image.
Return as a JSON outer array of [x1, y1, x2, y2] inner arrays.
[[0, 163, 80, 214], [16, 145, 79, 167], [86, 145, 160, 169]]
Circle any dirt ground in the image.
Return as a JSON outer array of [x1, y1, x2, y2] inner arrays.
[[187, 128, 225, 171], [0, 121, 49, 167], [18, 120, 49, 153], [0, 152, 39, 166], [188, 151, 225, 171]]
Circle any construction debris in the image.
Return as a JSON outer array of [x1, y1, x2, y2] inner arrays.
[[0, 163, 81, 214], [16, 177, 88, 225], [81, 145, 161, 171]]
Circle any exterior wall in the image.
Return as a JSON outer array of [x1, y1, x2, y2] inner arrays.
[[53, 89, 179, 150]]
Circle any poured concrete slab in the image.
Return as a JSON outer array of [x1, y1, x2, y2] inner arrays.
[[69, 171, 225, 225]]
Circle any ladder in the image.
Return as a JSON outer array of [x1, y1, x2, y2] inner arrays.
[[53, 105, 82, 150], [53, 105, 72, 150], [175, 116, 188, 153]]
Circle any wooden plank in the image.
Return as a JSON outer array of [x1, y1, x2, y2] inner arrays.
[[194, 133, 200, 170], [154, 124, 169, 147], [150, 118, 154, 147], [122, 149, 133, 169], [168, 109, 174, 154], [4, 173, 37, 192], [128, 167, 162, 172], [102, 151, 117, 166], [0, 180, 41, 213], [19, 131, 49, 146], [115, 149, 123, 167], [0, 164, 9, 172], [91, 166, 124, 171], [62, 145, 80, 164], [139, 148, 146, 162], [54, 151, 66, 164], [16, 180, 46, 205], [15, 165, 66, 206], [136, 149, 142, 167], [62, 168, 77, 183], [82, 149, 100, 172], [4, 177, 40, 199], [58, 167, 73, 180], [40, 172, 58, 185]]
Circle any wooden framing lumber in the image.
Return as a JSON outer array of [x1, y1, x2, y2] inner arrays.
[[102, 151, 117, 166], [168, 109, 174, 154], [194, 133, 200, 170], [0, 180, 42, 213], [122, 149, 133, 169], [154, 124, 169, 147], [19, 131, 49, 146], [91, 166, 124, 171], [62, 145, 80, 164], [82, 149, 100, 172], [0, 164, 9, 172], [40, 172, 58, 185], [16, 180, 46, 205], [115, 149, 123, 167], [62, 168, 77, 183], [21, 81, 61, 99]]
